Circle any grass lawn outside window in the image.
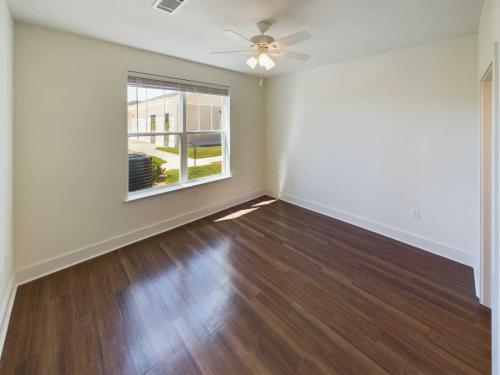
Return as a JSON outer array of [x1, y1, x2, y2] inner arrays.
[[164, 162, 222, 184], [156, 145, 222, 159]]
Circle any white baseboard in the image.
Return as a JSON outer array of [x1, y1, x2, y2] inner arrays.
[[273, 191, 477, 268], [474, 265, 481, 300], [15, 190, 266, 286], [0, 277, 16, 357], [262, 189, 278, 198]]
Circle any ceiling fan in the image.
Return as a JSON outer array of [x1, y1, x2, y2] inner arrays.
[[211, 20, 312, 71]]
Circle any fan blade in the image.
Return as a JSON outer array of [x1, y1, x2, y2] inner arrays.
[[222, 29, 253, 45], [210, 50, 253, 55], [270, 31, 312, 49], [269, 50, 310, 61]]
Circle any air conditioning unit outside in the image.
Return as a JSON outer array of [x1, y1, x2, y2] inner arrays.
[[128, 154, 153, 192]]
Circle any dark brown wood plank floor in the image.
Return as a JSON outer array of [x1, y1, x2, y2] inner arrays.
[[0, 196, 491, 374]]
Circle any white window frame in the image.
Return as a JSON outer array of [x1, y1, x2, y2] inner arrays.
[[126, 73, 231, 202]]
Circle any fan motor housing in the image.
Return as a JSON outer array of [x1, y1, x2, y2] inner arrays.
[[250, 34, 275, 46]]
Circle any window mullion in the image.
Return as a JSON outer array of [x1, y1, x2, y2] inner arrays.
[[180, 92, 188, 184], [135, 84, 139, 133]]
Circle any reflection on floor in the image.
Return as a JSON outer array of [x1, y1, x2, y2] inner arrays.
[[0, 196, 491, 374]]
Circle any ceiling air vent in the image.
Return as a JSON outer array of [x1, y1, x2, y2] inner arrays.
[[152, 0, 186, 14]]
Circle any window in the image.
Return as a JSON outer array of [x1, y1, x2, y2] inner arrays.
[[127, 73, 230, 200]]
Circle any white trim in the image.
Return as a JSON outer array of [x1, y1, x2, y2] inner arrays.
[[271, 190, 477, 268], [480, 63, 494, 305], [0, 277, 16, 357], [16, 190, 265, 286], [261, 189, 278, 198], [474, 265, 480, 299], [223, 94, 231, 177], [126, 174, 232, 202], [491, 42, 500, 375]]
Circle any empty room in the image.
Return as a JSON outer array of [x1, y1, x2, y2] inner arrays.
[[0, 0, 499, 373]]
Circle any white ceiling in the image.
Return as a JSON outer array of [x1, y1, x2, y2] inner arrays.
[[7, 0, 484, 77]]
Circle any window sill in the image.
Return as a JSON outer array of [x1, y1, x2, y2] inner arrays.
[[125, 174, 232, 202]]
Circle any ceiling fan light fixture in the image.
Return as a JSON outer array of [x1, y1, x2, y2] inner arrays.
[[258, 53, 275, 70], [246, 56, 258, 69], [214, 21, 311, 72], [264, 57, 276, 71]]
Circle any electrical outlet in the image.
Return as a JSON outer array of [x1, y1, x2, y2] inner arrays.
[[411, 208, 421, 220]]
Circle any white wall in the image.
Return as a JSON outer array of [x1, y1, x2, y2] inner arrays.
[[478, 0, 500, 75], [14, 23, 264, 274], [478, 1, 500, 373], [265, 35, 479, 267], [0, 0, 15, 347]]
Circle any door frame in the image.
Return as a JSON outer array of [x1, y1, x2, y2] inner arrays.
[[490, 42, 499, 375], [480, 63, 493, 307]]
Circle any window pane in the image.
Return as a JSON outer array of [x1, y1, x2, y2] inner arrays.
[[211, 95, 223, 130], [128, 74, 229, 197], [199, 94, 212, 130], [146, 88, 164, 133], [186, 92, 199, 131], [187, 133, 223, 181], [137, 86, 147, 133], [128, 84, 181, 135], [163, 91, 180, 132], [128, 135, 180, 191], [127, 85, 138, 133]]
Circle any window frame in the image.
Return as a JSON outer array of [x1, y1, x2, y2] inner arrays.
[[125, 73, 231, 202]]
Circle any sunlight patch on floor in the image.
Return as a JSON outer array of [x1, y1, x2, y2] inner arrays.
[[215, 208, 259, 222], [252, 199, 277, 207]]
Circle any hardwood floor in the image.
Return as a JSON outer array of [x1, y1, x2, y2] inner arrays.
[[0, 196, 491, 374]]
